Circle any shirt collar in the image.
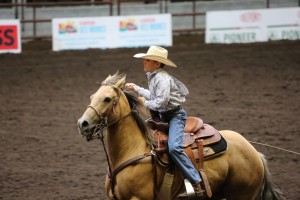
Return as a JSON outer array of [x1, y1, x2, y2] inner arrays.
[[146, 68, 164, 80]]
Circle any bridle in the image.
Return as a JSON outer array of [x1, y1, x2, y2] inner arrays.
[[85, 84, 160, 200], [88, 84, 121, 122], [86, 84, 123, 141]]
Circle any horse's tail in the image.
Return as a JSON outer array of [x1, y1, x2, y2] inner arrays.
[[256, 153, 285, 200]]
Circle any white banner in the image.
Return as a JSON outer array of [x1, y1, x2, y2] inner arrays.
[[266, 7, 300, 41], [52, 14, 172, 51], [206, 7, 300, 44], [0, 20, 21, 54]]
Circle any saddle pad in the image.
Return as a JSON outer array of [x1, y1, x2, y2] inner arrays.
[[193, 135, 228, 160]]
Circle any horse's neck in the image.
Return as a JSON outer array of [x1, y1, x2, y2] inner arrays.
[[107, 116, 149, 167]]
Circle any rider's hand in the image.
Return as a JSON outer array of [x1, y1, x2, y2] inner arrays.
[[138, 97, 146, 105], [125, 83, 137, 91]]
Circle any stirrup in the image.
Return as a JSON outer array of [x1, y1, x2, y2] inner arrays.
[[177, 179, 203, 199]]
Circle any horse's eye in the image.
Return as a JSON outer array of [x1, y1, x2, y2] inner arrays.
[[104, 97, 111, 103]]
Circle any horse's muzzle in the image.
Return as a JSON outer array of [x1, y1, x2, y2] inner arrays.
[[77, 117, 93, 137]]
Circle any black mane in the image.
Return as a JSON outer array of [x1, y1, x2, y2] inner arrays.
[[123, 89, 154, 146]]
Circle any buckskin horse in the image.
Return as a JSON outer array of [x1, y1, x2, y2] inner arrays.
[[77, 72, 284, 200]]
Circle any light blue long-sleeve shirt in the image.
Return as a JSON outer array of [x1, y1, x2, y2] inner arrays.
[[135, 68, 189, 112]]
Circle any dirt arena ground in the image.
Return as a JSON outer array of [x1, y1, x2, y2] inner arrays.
[[0, 35, 299, 200]]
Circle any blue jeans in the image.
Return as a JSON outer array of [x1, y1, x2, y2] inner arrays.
[[160, 108, 202, 185]]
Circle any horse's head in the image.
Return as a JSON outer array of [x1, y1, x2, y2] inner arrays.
[[77, 72, 127, 141]]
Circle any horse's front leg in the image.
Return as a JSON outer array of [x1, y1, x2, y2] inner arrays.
[[105, 175, 115, 200]]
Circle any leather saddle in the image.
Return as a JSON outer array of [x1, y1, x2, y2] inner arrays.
[[147, 116, 225, 156]]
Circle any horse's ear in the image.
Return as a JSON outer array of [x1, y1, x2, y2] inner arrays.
[[115, 75, 126, 89], [102, 74, 113, 85], [103, 74, 112, 82]]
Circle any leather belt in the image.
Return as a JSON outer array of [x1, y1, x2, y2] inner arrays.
[[161, 106, 182, 115]]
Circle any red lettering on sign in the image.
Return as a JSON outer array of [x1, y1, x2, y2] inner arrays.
[[0, 25, 19, 50], [79, 21, 95, 26], [141, 18, 155, 23], [240, 12, 261, 23]]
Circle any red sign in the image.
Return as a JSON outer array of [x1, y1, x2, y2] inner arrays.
[[0, 25, 19, 50]]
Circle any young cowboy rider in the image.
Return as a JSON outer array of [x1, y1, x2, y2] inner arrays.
[[125, 46, 203, 196]]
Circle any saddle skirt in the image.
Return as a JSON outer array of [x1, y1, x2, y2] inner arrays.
[[146, 116, 227, 166]]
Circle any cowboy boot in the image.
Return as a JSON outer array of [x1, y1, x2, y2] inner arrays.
[[193, 183, 204, 197], [177, 180, 204, 198]]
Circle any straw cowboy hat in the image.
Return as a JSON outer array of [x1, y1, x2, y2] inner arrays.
[[133, 46, 177, 67]]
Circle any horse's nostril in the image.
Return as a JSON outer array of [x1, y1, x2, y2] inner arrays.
[[82, 121, 89, 128]]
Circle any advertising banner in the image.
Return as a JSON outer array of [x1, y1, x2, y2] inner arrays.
[[52, 14, 172, 51], [206, 7, 300, 44], [266, 7, 300, 41], [0, 20, 21, 54]]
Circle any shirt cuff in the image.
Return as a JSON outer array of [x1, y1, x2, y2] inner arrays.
[[144, 100, 150, 108], [135, 85, 141, 92]]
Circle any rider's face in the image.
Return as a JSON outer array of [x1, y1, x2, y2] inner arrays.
[[143, 59, 160, 73]]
